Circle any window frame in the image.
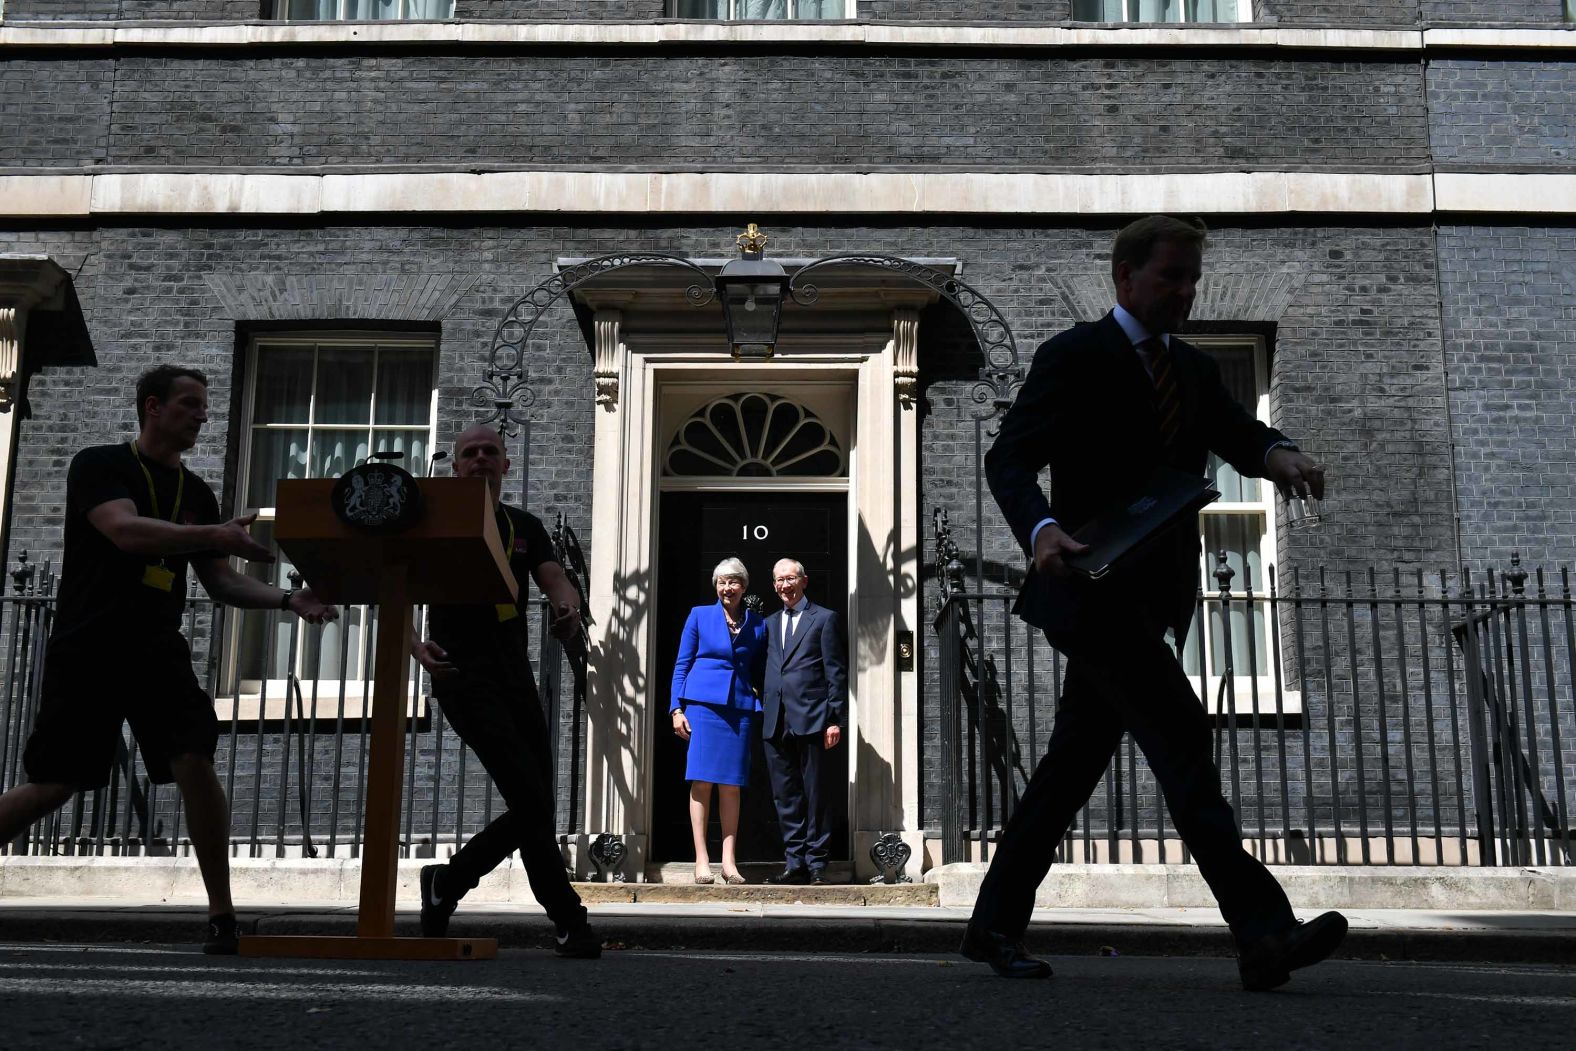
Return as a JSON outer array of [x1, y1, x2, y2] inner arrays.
[[1179, 333, 1300, 716], [669, 1, 855, 19], [269, 0, 456, 20], [219, 331, 439, 719], [1070, 0, 1251, 22]]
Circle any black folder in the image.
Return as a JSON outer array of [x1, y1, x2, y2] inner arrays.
[[1063, 468, 1220, 580]]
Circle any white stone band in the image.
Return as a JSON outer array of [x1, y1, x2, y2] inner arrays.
[[7, 170, 1569, 218], [6, 22, 1572, 53]]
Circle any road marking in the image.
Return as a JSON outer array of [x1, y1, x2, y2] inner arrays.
[[0, 961, 397, 980], [0, 976, 553, 1002], [630, 950, 951, 966]]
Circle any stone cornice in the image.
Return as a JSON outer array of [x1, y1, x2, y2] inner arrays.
[[2, 170, 1575, 217], [0, 21, 1502, 54]]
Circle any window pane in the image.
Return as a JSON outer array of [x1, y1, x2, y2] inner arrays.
[[247, 428, 310, 507], [1202, 344, 1261, 502], [1203, 513, 1269, 674], [374, 349, 433, 425], [286, 0, 336, 18], [310, 429, 371, 480], [302, 604, 368, 683], [370, 429, 428, 473], [252, 347, 314, 425], [315, 347, 375, 425], [675, 0, 726, 13], [232, 521, 294, 681], [1134, 0, 1177, 20], [796, 0, 844, 16], [1072, 0, 1125, 17], [737, 0, 789, 18], [406, 0, 450, 16]]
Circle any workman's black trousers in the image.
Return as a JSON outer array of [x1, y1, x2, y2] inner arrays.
[[434, 658, 586, 932]]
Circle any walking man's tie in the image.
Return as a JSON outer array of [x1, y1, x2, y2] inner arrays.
[[1143, 337, 1183, 447]]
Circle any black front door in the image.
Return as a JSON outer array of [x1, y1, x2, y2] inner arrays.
[[652, 490, 849, 864]]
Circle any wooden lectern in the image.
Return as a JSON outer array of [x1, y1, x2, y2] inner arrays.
[[239, 476, 516, 961]]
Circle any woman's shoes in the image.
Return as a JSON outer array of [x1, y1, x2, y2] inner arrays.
[[693, 866, 715, 885], [721, 871, 747, 885]]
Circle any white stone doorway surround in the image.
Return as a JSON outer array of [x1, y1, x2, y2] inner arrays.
[[567, 263, 946, 881]]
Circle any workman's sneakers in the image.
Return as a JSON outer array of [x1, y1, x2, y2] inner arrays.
[[419, 864, 457, 938], [553, 921, 602, 959], [202, 913, 242, 955]]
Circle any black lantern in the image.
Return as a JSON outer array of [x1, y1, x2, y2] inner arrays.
[[715, 223, 788, 359]]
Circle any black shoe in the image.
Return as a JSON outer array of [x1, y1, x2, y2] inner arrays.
[[554, 921, 602, 959], [959, 923, 1053, 979], [765, 866, 811, 886], [202, 913, 241, 956], [420, 864, 457, 939], [810, 869, 829, 885], [1237, 911, 1348, 992]]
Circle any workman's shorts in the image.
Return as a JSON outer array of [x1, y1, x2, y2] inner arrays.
[[22, 633, 219, 789]]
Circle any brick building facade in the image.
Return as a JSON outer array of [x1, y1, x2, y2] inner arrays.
[[1, 3, 1572, 878]]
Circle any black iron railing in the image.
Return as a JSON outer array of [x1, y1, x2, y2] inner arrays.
[[0, 545, 588, 860], [932, 539, 1576, 869]]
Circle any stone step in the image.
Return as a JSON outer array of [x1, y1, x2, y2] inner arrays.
[[572, 880, 937, 906], [643, 861, 854, 885]]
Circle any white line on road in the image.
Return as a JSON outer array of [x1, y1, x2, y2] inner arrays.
[[0, 977, 554, 1002], [630, 950, 953, 966]]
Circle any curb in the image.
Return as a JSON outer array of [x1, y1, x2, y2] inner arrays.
[[4, 907, 1575, 965]]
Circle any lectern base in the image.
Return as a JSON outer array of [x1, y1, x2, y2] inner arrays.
[[238, 935, 498, 961]]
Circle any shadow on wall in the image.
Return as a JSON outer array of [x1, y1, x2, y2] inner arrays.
[[585, 563, 653, 831]]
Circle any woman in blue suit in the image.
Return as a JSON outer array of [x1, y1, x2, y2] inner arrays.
[[670, 557, 768, 885]]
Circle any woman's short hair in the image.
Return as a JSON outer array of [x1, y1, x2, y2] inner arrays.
[[711, 557, 749, 589]]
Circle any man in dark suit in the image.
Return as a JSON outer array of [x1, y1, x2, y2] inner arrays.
[[761, 557, 848, 885], [961, 215, 1345, 990]]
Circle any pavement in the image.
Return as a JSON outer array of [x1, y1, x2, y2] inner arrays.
[[4, 941, 1575, 1050], [3, 895, 1576, 964]]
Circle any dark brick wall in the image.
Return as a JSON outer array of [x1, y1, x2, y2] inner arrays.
[[1429, 60, 1576, 167], [1438, 224, 1576, 573], [2, 0, 121, 19], [2, 51, 1429, 172], [0, 58, 112, 167], [1421, 1, 1565, 22], [1, 1, 260, 19], [1255, 1, 1419, 24]]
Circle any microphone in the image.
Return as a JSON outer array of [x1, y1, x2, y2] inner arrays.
[[428, 450, 450, 477]]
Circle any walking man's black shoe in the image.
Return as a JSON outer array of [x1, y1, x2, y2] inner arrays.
[[202, 913, 241, 955], [554, 921, 602, 959], [959, 923, 1053, 979], [809, 869, 829, 885], [1238, 911, 1348, 991], [766, 866, 811, 885], [419, 864, 457, 938]]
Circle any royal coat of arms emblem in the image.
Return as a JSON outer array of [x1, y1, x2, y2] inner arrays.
[[330, 461, 424, 533]]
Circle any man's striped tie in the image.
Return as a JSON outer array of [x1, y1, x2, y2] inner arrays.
[[1143, 337, 1183, 447]]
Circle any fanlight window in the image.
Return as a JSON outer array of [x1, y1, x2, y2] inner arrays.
[[665, 393, 844, 478]]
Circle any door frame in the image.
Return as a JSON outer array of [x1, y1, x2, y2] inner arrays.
[[572, 294, 931, 881]]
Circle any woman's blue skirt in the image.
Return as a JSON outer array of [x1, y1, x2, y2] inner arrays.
[[683, 701, 756, 786]]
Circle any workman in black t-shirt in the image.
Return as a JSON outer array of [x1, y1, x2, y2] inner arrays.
[[0, 366, 337, 955], [411, 424, 600, 959]]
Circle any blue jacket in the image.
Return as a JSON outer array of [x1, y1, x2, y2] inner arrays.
[[762, 599, 848, 739], [670, 602, 767, 713]]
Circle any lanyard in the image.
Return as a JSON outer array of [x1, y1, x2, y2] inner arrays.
[[494, 509, 519, 623], [128, 441, 183, 523]]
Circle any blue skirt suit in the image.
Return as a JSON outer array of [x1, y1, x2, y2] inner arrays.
[[670, 603, 768, 786]]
